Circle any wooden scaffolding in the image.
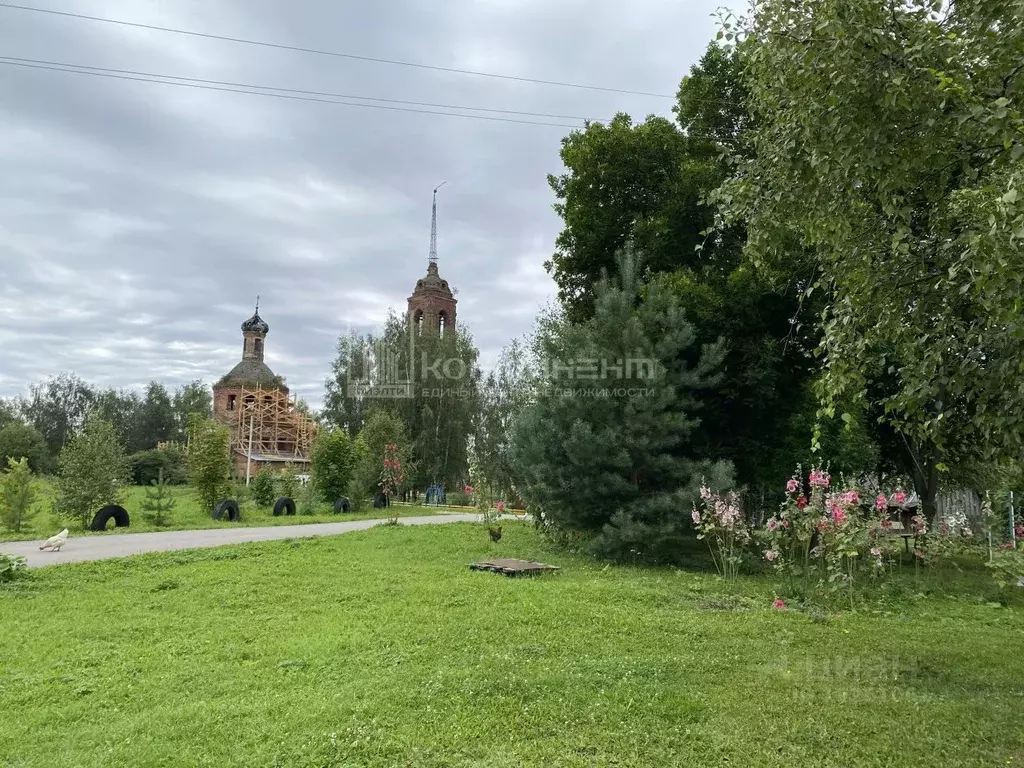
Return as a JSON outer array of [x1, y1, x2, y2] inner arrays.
[[226, 385, 317, 464]]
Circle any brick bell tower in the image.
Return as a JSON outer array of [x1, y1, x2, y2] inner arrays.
[[407, 183, 457, 334]]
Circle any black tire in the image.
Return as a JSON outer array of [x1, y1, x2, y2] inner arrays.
[[89, 504, 130, 531], [213, 499, 240, 521], [333, 497, 350, 514], [273, 497, 296, 517]]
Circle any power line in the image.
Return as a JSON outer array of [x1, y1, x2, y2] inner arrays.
[[0, 2, 676, 99], [0, 56, 611, 122], [0, 59, 590, 128]]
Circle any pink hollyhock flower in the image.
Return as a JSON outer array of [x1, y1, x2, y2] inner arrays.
[[764, 549, 779, 561], [816, 518, 828, 532], [893, 490, 907, 505], [796, 495, 808, 509], [786, 478, 799, 494], [782, 519, 791, 529], [841, 491, 860, 506], [772, 599, 786, 610], [691, 508, 701, 525], [832, 507, 847, 525], [699, 485, 712, 500], [496, 501, 505, 512], [809, 470, 831, 488], [464, 485, 474, 493], [881, 518, 892, 529], [1015, 524, 1024, 538], [766, 518, 779, 531], [875, 494, 887, 511]]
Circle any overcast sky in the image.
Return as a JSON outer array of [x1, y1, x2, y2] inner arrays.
[[0, 0, 724, 409]]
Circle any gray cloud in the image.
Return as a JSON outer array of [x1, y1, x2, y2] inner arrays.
[[0, 0, 723, 408]]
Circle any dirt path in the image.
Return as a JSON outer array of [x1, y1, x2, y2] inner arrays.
[[3, 513, 483, 568]]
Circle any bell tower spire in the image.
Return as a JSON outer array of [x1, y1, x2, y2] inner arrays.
[[409, 184, 456, 335], [428, 181, 445, 267]]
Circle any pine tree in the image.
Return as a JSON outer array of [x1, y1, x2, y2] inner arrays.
[[512, 248, 735, 564], [140, 467, 176, 527]]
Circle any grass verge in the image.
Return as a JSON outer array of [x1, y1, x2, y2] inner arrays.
[[2, 522, 1023, 766]]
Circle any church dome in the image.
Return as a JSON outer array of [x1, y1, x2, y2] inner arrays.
[[241, 310, 269, 334]]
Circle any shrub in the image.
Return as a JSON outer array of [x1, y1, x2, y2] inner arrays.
[[249, 468, 276, 507], [297, 477, 320, 516], [130, 448, 187, 486], [0, 457, 38, 533], [54, 416, 130, 529], [310, 430, 355, 503], [277, 466, 299, 499], [0, 553, 27, 583], [187, 418, 232, 514]]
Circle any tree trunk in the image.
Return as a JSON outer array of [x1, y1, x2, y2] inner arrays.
[[905, 434, 941, 527]]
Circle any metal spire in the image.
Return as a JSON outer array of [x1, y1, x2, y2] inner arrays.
[[428, 181, 446, 266], [254, 294, 260, 314]]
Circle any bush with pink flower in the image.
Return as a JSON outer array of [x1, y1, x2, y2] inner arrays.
[[758, 466, 898, 605], [691, 483, 750, 580]]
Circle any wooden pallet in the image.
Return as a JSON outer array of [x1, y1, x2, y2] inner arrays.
[[469, 558, 560, 577]]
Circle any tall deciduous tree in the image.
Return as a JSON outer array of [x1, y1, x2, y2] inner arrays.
[[137, 381, 176, 450], [19, 372, 95, 459], [716, 0, 1024, 519], [171, 380, 212, 441], [0, 422, 48, 473], [53, 415, 130, 529], [512, 249, 734, 563], [92, 387, 143, 452], [322, 331, 374, 436], [474, 338, 537, 502]]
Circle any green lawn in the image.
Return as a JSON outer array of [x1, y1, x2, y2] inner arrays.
[[1, 482, 451, 541], [2, 522, 1023, 767]]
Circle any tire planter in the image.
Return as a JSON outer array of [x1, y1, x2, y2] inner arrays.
[[273, 497, 296, 517], [333, 497, 351, 514], [89, 504, 130, 531], [373, 492, 390, 509], [213, 499, 240, 521]]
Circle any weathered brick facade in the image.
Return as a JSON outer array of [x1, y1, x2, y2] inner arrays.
[[211, 304, 312, 480], [407, 262, 457, 334]]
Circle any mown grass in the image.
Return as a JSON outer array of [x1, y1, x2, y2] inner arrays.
[[2, 522, 1023, 767], [1, 482, 449, 542]]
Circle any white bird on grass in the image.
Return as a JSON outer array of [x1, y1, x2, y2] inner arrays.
[[39, 528, 69, 552]]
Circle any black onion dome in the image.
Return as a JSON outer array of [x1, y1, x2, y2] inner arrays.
[[241, 310, 269, 334]]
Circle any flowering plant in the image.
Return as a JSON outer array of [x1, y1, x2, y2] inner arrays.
[[379, 443, 404, 500], [692, 483, 750, 580], [759, 466, 899, 605]]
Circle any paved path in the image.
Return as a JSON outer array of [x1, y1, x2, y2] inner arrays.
[[2, 514, 484, 568]]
